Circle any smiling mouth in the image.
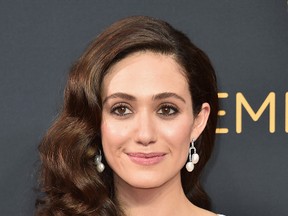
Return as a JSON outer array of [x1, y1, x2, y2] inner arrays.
[[126, 152, 166, 165]]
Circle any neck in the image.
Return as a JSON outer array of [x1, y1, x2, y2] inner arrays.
[[115, 173, 194, 216]]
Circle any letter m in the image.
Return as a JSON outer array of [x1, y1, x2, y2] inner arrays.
[[236, 92, 275, 133]]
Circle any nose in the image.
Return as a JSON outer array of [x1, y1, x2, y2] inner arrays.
[[134, 111, 157, 146]]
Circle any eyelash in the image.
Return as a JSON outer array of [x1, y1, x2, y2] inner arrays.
[[110, 103, 132, 116], [110, 103, 179, 117], [157, 104, 179, 117]]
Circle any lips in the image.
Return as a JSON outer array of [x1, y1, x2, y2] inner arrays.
[[126, 152, 166, 165]]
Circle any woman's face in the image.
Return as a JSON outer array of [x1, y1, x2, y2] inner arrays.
[[101, 52, 209, 189]]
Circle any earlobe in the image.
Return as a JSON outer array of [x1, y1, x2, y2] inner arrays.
[[190, 103, 210, 140]]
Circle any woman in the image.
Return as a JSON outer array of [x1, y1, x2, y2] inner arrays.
[[36, 16, 223, 216]]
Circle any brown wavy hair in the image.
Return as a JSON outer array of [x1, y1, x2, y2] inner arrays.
[[35, 16, 218, 216]]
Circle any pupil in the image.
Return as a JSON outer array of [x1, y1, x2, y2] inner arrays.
[[119, 107, 125, 114], [164, 107, 169, 114]]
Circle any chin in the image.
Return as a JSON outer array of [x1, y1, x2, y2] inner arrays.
[[127, 178, 165, 189], [115, 169, 179, 190]]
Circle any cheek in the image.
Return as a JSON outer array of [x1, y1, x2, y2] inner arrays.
[[158, 119, 193, 152], [100, 119, 131, 158], [160, 116, 193, 138], [101, 120, 130, 141]]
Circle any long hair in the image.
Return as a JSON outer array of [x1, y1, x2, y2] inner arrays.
[[35, 16, 218, 215]]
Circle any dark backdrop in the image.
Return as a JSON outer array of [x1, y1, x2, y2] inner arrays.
[[1, 1, 287, 215]]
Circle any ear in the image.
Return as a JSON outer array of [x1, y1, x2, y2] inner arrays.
[[190, 102, 210, 141]]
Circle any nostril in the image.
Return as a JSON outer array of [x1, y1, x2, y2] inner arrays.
[[134, 127, 157, 145], [134, 113, 157, 145]]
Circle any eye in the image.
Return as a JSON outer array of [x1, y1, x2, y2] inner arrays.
[[157, 104, 179, 116], [111, 103, 133, 116]]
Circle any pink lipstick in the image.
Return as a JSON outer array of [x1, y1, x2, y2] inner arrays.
[[126, 152, 166, 165]]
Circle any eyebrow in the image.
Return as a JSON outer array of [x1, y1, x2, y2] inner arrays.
[[153, 92, 186, 103], [102, 92, 136, 105], [102, 92, 186, 105]]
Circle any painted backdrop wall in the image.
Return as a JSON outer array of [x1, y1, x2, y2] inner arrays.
[[0, 1, 287, 215]]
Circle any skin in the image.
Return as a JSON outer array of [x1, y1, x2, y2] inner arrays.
[[101, 52, 215, 216]]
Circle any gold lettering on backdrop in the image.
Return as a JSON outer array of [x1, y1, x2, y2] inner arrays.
[[236, 92, 276, 133], [286, 92, 288, 133], [216, 92, 229, 134]]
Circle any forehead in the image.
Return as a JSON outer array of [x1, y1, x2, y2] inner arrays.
[[102, 52, 190, 97]]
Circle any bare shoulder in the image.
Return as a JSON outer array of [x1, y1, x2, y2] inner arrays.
[[191, 205, 220, 216], [186, 200, 223, 216]]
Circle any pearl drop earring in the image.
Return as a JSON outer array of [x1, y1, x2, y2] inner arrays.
[[95, 150, 105, 173], [185, 139, 199, 172]]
